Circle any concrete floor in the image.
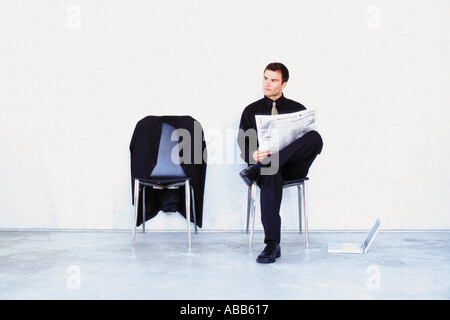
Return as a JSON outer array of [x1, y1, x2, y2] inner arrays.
[[0, 230, 449, 300]]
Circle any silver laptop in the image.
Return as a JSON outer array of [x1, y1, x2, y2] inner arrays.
[[327, 219, 381, 254]]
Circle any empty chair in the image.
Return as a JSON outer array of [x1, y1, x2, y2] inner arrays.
[[130, 116, 207, 248]]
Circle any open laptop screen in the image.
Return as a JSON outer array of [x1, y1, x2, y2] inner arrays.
[[363, 219, 381, 250]]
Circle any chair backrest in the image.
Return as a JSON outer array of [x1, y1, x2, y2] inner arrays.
[[150, 122, 186, 177]]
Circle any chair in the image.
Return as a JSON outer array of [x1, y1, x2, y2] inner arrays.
[[132, 122, 197, 248], [246, 177, 310, 248]]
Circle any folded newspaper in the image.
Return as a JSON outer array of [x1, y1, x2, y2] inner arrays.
[[255, 109, 316, 154]]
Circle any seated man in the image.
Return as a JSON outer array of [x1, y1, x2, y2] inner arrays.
[[237, 62, 323, 263]]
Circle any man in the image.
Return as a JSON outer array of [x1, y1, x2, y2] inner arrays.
[[237, 62, 323, 263]]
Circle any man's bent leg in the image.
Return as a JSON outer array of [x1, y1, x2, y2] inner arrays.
[[262, 130, 323, 176], [281, 130, 323, 165]]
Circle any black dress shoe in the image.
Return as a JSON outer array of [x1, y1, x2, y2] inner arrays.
[[256, 242, 281, 263], [239, 164, 261, 187]]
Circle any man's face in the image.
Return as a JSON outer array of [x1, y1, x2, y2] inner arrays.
[[263, 70, 287, 100]]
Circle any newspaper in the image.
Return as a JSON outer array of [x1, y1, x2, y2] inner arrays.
[[255, 109, 316, 154]]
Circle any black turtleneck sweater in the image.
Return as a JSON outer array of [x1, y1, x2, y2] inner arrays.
[[237, 94, 306, 164]]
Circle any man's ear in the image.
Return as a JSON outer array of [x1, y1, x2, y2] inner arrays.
[[281, 81, 287, 90]]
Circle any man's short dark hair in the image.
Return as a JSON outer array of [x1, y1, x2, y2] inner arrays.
[[264, 62, 289, 83]]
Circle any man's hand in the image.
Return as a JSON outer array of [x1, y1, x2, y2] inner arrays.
[[253, 150, 271, 163]]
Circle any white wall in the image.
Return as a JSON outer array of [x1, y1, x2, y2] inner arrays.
[[0, 1, 449, 231]]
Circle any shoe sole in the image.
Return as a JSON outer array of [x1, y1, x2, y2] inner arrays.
[[239, 172, 253, 187], [256, 251, 281, 264]]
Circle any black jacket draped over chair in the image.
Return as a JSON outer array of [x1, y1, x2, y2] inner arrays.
[[129, 115, 207, 228]]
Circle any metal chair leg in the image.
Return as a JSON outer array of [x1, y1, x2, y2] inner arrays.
[[302, 180, 309, 248], [248, 182, 257, 249], [185, 180, 191, 248], [132, 179, 140, 248], [297, 184, 303, 234], [190, 186, 198, 234], [246, 185, 252, 234], [142, 186, 146, 234]]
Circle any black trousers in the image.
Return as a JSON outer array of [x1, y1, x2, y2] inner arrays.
[[257, 130, 323, 244]]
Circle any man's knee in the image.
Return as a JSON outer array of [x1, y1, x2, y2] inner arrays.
[[306, 130, 323, 154]]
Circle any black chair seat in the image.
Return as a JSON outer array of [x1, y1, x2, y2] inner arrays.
[[136, 176, 191, 187], [282, 177, 309, 188]]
